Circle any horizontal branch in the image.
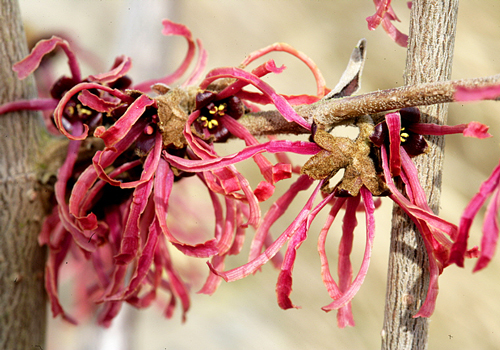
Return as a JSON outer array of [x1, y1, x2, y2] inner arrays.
[[238, 73, 500, 136]]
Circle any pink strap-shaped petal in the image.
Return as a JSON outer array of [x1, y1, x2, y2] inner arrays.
[[183, 38, 208, 86], [249, 175, 314, 263], [78, 90, 121, 113], [254, 181, 275, 202], [455, 84, 500, 102], [386, 112, 402, 176], [199, 67, 311, 130], [88, 55, 132, 83], [93, 129, 162, 189], [408, 121, 491, 139], [321, 187, 376, 312], [0, 98, 59, 114], [210, 181, 323, 282], [44, 234, 78, 324], [54, 128, 99, 251], [317, 197, 356, 327], [54, 82, 133, 140], [240, 42, 328, 97], [68, 119, 147, 228], [157, 238, 191, 322], [474, 187, 500, 271], [216, 59, 285, 101], [13, 36, 81, 81], [411, 220, 442, 318], [94, 94, 155, 147], [367, 0, 408, 47], [163, 139, 321, 172], [198, 255, 226, 295], [366, 0, 392, 29], [234, 90, 320, 106], [114, 177, 155, 265], [133, 19, 197, 91], [335, 196, 360, 327], [154, 158, 219, 257], [381, 17, 408, 47], [450, 160, 500, 267], [105, 217, 161, 301], [221, 115, 292, 184], [277, 190, 335, 310]]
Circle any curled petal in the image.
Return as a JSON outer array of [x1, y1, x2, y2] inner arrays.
[[450, 161, 500, 267], [249, 175, 314, 263], [88, 55, 132, 83], [94, 94, 156, 147], [154, 159, 218, 257], [78, 90, 121, 113], [200, 67, 311, 130], [240, 42, 328, 97], [133, 19, 198, 91], [210, 181, 323, 282], [54, 82, 133, 140], [163, 139, 321, 173], [321, 187, 376, 312], [13, 36, 81, 81], [474, 187, 500, 271], [114, 178, 155, 265]]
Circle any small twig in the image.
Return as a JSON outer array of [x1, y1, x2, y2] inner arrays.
[[239, 74, 500, 136]]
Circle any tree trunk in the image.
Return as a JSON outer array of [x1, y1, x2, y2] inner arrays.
[[0, 0, 47, 348], [381, 1, 458, 349]]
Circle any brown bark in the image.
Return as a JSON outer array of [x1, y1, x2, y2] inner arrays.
[[0, 0, 47, 348], [381, 1, 459, 350]]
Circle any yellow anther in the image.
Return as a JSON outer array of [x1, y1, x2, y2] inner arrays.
[[77, 104, 92, 116], [199, 116, 219, 129], [207, 119, 219, 129], [399, 127, 409, 142], [200, 116, 209, 127]]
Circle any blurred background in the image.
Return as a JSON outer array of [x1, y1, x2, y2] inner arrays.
[[18, 0, 500, 349]]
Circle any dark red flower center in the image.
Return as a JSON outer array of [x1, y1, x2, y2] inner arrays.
[[199, 102, 227, 129]]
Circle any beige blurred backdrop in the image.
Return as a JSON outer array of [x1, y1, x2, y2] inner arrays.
[[18, 1, 500, 349]]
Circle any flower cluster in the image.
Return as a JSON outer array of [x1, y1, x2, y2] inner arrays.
[[1, 18, 499, 330]]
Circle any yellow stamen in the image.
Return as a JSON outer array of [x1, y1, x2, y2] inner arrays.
[[200, 116, 209, 127], [208, 119, 219, 129], [199, 116, 219, 129], [400, 127, 410, 142], [77, 104, 92, 116]]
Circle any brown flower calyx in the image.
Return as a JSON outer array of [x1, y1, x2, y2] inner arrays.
[[301, 117, 388, 196], [155, 86, 198, 149]]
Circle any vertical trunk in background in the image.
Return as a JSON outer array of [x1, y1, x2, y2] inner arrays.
[[381, 1, 459, 349], [0, 0, 47, 348]]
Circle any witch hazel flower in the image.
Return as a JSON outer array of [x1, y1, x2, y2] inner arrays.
[[371, 107, 490, 316], [0, 19, 217, 325], [162, 42, 390, 327]]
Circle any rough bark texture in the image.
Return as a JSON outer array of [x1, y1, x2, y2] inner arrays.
[[0, 0, 47, 348], [381, 1, 459, 350]]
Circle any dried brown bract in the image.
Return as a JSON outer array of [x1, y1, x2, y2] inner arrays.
[[302, 117, 388, 196], [155, 86, 197, 149]]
